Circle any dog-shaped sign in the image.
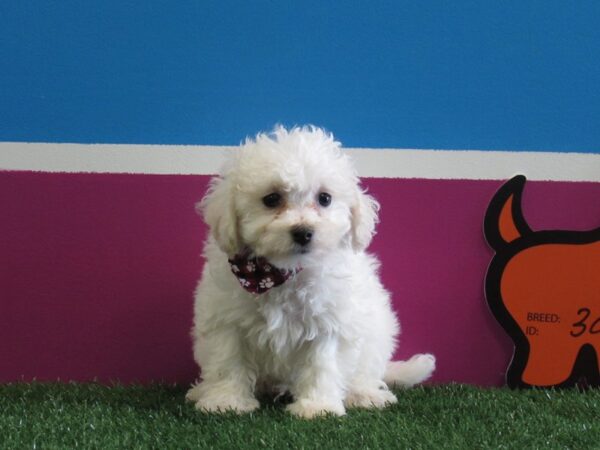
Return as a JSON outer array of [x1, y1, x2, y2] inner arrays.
[[485, 175, 600, 388]]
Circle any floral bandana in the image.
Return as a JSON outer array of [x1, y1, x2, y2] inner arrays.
[[228, 251, 301, 294]]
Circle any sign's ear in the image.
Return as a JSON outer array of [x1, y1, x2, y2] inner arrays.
[[484, 174, 531, 251]]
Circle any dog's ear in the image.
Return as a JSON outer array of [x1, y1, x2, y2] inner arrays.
[[350, 187, 380, 251], [197, 175, 240, 256]]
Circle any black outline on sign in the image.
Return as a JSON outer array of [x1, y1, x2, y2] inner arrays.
[[484, 175, 600, 388]]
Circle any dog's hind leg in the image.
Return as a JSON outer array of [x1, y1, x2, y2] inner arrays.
[[344, 341, 398, 409]]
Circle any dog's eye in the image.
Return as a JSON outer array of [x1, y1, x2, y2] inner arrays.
[[262, 193, 282, 208], [318, 192, 332, 207]]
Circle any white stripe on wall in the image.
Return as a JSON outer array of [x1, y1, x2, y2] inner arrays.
[[1, 142, 599, 182]]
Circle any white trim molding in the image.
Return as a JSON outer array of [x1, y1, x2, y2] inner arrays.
[[1, 142, 599, 182]]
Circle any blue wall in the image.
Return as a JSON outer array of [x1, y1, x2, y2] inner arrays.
[[1, 1, 599, 152]]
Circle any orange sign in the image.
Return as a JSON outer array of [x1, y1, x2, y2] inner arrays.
[[485, 175, 600, 388]]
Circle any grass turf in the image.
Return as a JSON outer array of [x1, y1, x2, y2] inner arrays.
[[1, 383, 599, 449]]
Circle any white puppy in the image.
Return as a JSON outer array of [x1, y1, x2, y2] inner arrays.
[[186, 126, 435, 418]]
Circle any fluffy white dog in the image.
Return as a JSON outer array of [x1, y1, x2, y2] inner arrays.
[[186, 126, 435, 418]]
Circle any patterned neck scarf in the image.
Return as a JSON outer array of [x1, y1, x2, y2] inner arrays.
[[228, 251, 301, 294]]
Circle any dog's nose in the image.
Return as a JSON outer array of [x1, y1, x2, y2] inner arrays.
[[291, 227, 313, 246]]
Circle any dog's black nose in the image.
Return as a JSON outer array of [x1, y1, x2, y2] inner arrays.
[[291, 227, 313, 246]]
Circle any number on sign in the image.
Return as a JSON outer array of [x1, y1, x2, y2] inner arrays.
[[570, 308, 600, 337]]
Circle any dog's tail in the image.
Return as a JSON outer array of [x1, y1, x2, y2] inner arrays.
[[384, 354, 436, 388], [484, 175, 532, 251]]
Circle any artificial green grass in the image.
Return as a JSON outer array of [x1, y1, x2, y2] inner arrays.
[[1, 383, 599, 449]]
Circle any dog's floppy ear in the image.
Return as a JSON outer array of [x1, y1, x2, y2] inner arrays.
[[350, 187, 380, 251], [197, 175, 240, 256]]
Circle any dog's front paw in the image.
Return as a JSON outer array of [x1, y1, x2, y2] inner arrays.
[[193, 395, 260, 414], [344, 387, 397, 409], [286, 398, 345, 419], [186, 385, 259, 414]]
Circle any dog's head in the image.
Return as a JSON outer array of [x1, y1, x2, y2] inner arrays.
[[199, 126, 379, 269]]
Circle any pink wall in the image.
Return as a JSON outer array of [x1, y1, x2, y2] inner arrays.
[[1, 171, 599, 385]]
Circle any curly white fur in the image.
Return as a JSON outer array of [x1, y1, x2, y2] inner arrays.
[[186, 126, 435, 418]]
